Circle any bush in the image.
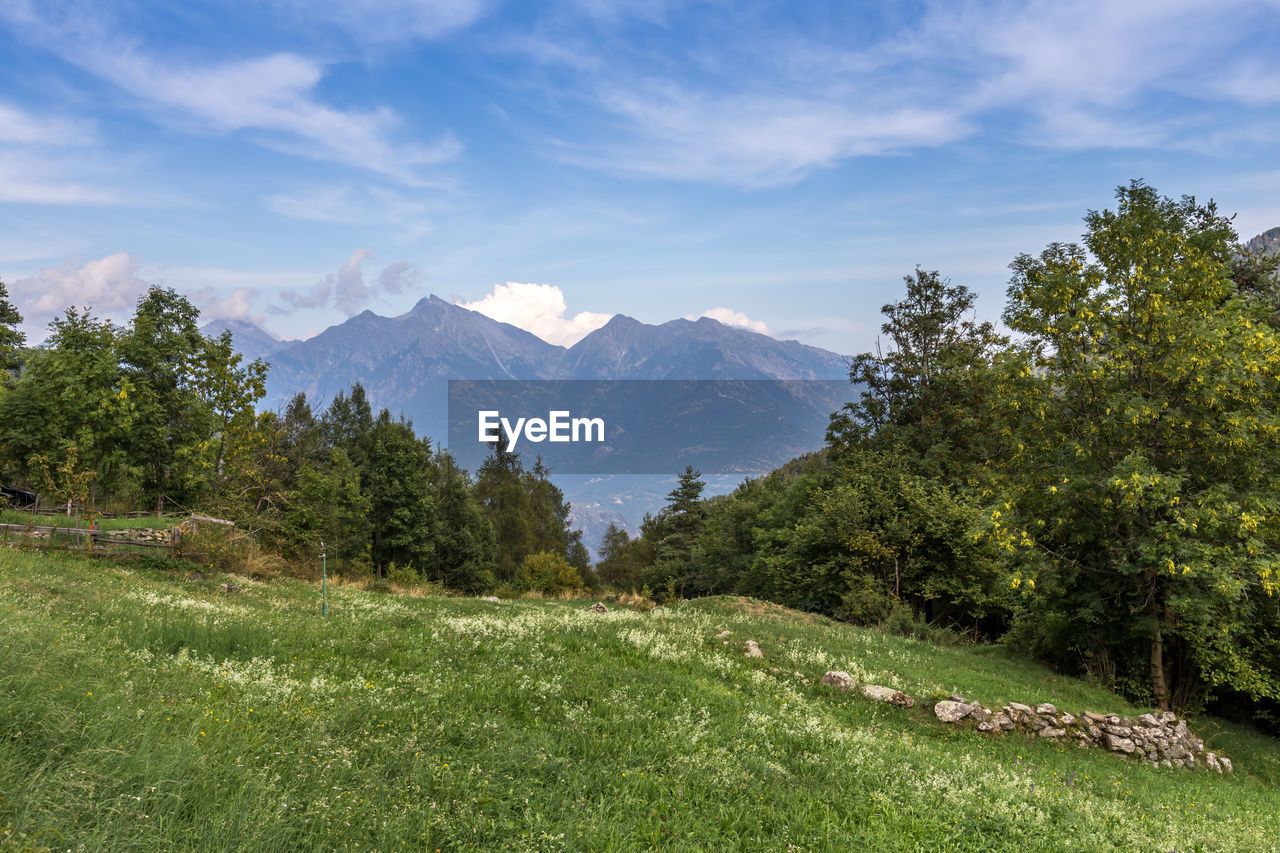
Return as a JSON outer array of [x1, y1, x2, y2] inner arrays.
[[516, 551, 583, 595]]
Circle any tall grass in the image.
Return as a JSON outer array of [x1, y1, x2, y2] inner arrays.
[[1, 548, 1277, 851]]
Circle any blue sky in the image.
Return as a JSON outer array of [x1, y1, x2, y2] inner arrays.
[[2, 0, 1278, 354]]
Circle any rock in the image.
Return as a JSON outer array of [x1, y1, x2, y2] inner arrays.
[[821, 671, 854, 691], [1204, 752, 1222, 773], [1035, 702, 1058, 715], [482, 596, 500, 602], [1103, 734, 1136, 754], [967, 704, 992, 723], [219, 582, 241, 593], [949, 694, 968, 703], [977, 720, 1002, 733], [185, 571, 204, 581], [1173, 720, 1189, 739], [1029, 716, 1050, 731], [934, 700, 970, 723], [1085, 724, 1102, 740], [1039, 727, 1067, 738], [744, 640, 764, 658], [587, 602, 608, 613], [1221, 757, 1233, 773], [1138, 713, 1163, 728], [1083, 711, 1108, 724], [862, 685, 915, 708], [1158, 711, 1178, 725], [1059, 713, 1076, 727]]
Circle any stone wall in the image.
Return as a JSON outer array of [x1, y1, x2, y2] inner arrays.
[[822, 671, 1233, 773]]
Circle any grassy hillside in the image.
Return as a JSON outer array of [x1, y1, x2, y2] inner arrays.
[[1, 550, 1278, 852]]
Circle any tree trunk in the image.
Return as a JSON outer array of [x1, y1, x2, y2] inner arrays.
[[1150, 622, 1170, 711]]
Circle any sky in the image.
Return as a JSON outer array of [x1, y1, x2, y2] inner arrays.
[[2, 0, 1278, 355]]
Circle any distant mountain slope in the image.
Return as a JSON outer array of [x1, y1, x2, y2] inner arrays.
[[199, 319, 296, 364], [259, 296, 850, 425], [262, 296, 564, 429], [1246, 227, 1280, 255], [559, 315, 847, 380], [255, 296, 854, 549]]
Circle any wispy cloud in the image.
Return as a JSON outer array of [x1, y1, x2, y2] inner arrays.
[[275, 249, 426, 316], [0, 101, 96, 146], [512, 0, 1280, 185], [265, 0, 489, 45], [0, 154, 117, 205], [264, 183, 443, 240], [0, 3, 460, 184]]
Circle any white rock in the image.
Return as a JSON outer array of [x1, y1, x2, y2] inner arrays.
[[821, 671, 854, 691]]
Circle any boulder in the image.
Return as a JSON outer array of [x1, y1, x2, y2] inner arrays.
[[1035, 702, 1058, 715], [587, 602, 608, 613], [821, 671, 854, 691], [744, 640, 764, 658], [1103, 734, 1136, 754], [862, 685, 914, 708], [220, 582, 241, 594], [966, 704, 992, 723], [1039, 727, 1067, 738], [934, 700, 970, 723]]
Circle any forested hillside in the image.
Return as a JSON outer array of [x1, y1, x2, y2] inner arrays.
[[2, 181, 1279, 726]]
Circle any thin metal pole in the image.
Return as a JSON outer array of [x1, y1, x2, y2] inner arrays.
[[321, 540, 328, 617]]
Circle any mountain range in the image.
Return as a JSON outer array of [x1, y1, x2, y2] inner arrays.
[[205, 296, 852, 553]]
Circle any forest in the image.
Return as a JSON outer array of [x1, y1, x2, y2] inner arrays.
[[2, 181, 1278, 725]]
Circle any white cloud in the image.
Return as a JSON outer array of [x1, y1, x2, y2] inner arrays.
[[267, 0, 488, 44], [0, 4, 459, 184], [0, 155, 117, 205], [276, 249, 426, 316], [458, 282, 613, 346], [0, 101, 96, 146], [687, 307, 769, 335], [187, 286, 265, 326], [264, 183, 441, 240], [573, 84, 967, 187], [11, 252, 148, 320], [523, 0, 1280, 185]]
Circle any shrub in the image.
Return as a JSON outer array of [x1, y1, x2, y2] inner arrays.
[[516, 551, 583, 595]]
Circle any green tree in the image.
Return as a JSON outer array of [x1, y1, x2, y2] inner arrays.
[[644, 466, 707, 594], [118, 287, 211, 509], [427, 450, 496, 592], [365, 414, 435, 577], [827, 268, 1005, 482], [0, 309, 133, 496], [0, 279, 23, 374], [994, 181, 1280, 708]]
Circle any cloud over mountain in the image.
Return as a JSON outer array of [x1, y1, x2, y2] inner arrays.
[[458, 282, 613, 346]]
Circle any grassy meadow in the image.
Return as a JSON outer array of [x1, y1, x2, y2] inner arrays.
[[1, 548, 1278, 852]]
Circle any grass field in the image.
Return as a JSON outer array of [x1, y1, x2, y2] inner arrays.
[[0, 509, 175, 531], [2, 549, 1278, 851]]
